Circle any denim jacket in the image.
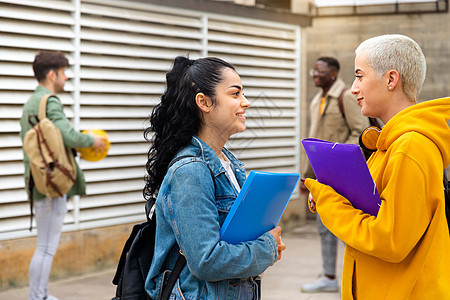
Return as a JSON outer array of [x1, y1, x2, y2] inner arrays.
[[145, 136, 278, 300]]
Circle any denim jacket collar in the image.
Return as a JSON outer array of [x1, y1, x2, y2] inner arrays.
[[176, 136, 245, 179]]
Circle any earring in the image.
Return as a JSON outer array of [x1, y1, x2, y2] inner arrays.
[[388, 86, 393, 90]]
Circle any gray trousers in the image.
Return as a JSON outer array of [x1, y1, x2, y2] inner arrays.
[[317, 214, 338, 277], [29, 196, 67, 300]]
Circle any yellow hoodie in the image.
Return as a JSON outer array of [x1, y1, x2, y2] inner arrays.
[[305, 98, 450, 299]]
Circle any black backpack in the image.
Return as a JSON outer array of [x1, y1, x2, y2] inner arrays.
[[111, 198, 186, 300], [111, 156, 214, 300]]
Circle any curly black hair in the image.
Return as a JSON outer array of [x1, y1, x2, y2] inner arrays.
[[143, 56, 235, 201]]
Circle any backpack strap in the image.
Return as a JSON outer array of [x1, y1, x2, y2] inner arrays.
[[159, 155, 216, 300], [38, 94, 53, 120], [28, 176, 35, 231], [132, 155, 214, 300], [26, 94, 55, 231], [160, 253, 186, 300], [337, 88, 346, 117]]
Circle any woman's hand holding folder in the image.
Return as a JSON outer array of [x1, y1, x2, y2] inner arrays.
[[269, 226, 286, 260]]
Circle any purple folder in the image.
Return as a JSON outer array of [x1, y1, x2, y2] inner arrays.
[[302, 138, 381, 216]]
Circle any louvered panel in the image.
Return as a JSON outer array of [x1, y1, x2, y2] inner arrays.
[[0, 120, 20, 132], [79, 106, 148, 118], [81, 28, 202, 50], [0, 1, 74, 24], [79, 155, 147, 170], [80, 41, 200, 59], [105, 143, 148, 156], [208, 19, 296, 40], [0, 133, 22, 147], [81, 2, 201, 27], [0, 202, 29, 218], [79, 80, 163, 94], [0, 33, 74, 51], [235, 147, 297, 160], [0, 175, 24, 191], [80, 191, 144, 209], [80, 54, 172, 71], [78, 119, 145, 130], [237, 66, 296, 79], [243, 77, 297, 89], [100, 131, 146, 143], [245, 118, 296, 128], [208, 41, 296, 59], [230, 127, 297, 138], [80, 68, 165, 82], [0, 0, 302, 240], [227, 137, 296, 148], [0, 147, 23, 161], [80, 14, 202, 39], [83, 167, 145, 183], [243, 157, 298, 169], [246, 108, 296, 118], [0, 189, 25, 204], [0, 217, 32, 236], [0, 77, 41, 91], [208, 31, 295, 50], [213, 53, 297, 69], [0, 105, 23, 119], [85, 179, 144, 196], [79, 203, 144, 222], [249, 97, 296, 108], [0, 47, 36, 63], [0, 62, 34, 77], [79, 94, 160, 107], [0, 161, 23, 176], [0, 18, 74, 38]]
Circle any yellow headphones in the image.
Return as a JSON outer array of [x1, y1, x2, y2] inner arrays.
[[359, 126, 382, 153]]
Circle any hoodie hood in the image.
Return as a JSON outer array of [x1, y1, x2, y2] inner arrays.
[[377, 97, 450, 168]]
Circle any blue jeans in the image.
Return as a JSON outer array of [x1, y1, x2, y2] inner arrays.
[[29, 196, 67, 300]]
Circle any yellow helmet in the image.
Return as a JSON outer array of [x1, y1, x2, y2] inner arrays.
[[77, 129, 110, 161]]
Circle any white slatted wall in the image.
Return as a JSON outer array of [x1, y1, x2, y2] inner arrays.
[[0, 0, 301, 240]]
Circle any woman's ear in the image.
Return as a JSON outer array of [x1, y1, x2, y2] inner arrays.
[[387, 69, 400, 90], [195, 93, 212, 112]]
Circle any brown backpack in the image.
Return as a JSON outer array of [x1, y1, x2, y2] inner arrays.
[[24, 94, 77, 227]]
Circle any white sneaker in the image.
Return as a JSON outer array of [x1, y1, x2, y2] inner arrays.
[[44, 295, 59, 300], [301, 276, 339, 293]]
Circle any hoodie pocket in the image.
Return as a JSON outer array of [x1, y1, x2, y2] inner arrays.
[[342, 255, 356, 300]]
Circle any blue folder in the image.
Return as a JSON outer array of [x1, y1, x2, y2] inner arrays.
[[301, 138, 381, 216], [220, 171, 300, 244]]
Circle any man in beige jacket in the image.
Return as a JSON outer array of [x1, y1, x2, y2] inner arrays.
[[300, 57, 369, 293]]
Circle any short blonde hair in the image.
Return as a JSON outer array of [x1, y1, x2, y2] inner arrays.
[[355, 34, 426, 100]]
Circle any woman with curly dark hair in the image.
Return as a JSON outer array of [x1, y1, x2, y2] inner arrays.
[[144, 56, 286, 300]]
